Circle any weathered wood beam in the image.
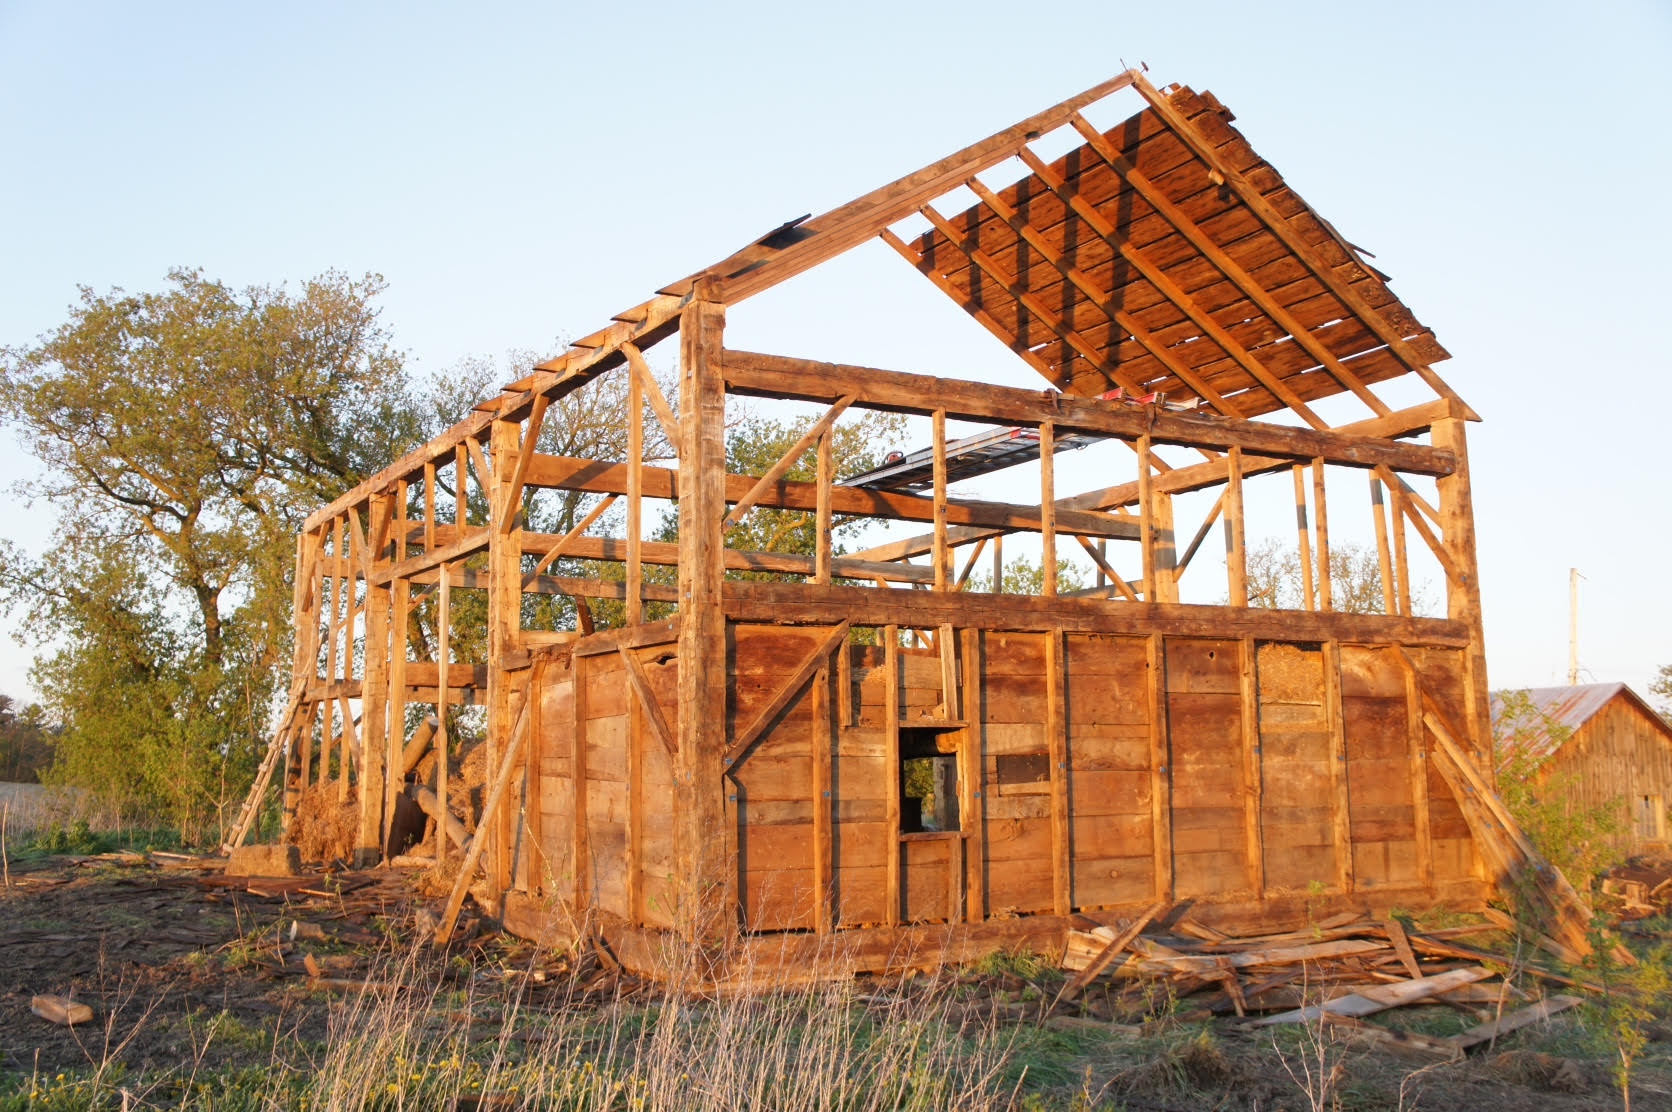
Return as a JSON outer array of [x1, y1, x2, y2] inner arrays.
[[721, 352, 1456, 475], [702, 71, 1141, 306], [523, 452, 1139, 542], [721, 581, 1472, 646], [1129, 72, 1477, 421]]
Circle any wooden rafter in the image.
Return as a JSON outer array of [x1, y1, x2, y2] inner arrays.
[[960, 176, 1245, 417], [1065, 113, 1393, 420], [1013, 147, 1329, 430], [1128, 72, 1475, 421]]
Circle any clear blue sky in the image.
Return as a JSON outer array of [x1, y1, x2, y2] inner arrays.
[[2, 0, 1668, 703]]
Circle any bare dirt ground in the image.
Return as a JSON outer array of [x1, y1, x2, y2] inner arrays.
[[3, 852, 1671, 1110]]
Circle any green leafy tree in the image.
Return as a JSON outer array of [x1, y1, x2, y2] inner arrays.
[[1495, 689, 1626, 888], [1243, 537, 1429, 615], [0, 693, 54, 783], [0, 269, 421, 838], [1651, 663, 1671, 725]]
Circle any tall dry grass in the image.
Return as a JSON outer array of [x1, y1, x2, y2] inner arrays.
[[301, 937, 1021, 1111]]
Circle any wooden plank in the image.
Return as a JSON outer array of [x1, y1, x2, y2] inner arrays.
[[815, 425, 832, 585], [959, 627, 985, 922], [1040, 422, 1056, 596], [721, 580, 1472, 648], [812, 663, 834, 934], [620, 341, 678, 447], [1253, 967, 1492, 1026], [706, 71, 1141, 305], [621, 647, 677, 756], [1370, 477, 1396, 616], [724, 394, 854, 528], [674, 289, 733, 944], [433, 700, 529, 945], [1313, 460, 1333, 612], [626, 366, 643, 626], [1451, 995, 1583, 1051], [1046, 631, 1069, 914], [1324, 641, 1353, 893], [884, 626, 901, 928], [1139, 436, 1155, 600], [1051, 901, 1166, 1008], [725, 622, 851, 767], [1293, 466, 1315, 610], [1147, 633, 1172, 903], [933, 409, 950, 590], [1225, 447, 1247, 607], [1403, 659, 1434, 888], [721, 351, 1457, 476], [1240, 636, 1263, 896], [525, 451, 1139, 542]]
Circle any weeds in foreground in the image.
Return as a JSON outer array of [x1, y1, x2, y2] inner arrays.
[[2, 937, 1021, 1111]]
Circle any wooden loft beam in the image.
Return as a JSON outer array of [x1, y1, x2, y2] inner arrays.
[[852, 397, 1461, 563], [688, 71, 1142, 307], [521, 453, 1141, 542], [720, 351, 1457, 476], [1013, 146, 1328, 430], [721, 579, 1472, 648], [1063, 113, 1393, 420], [1129, 72, 1478, 422]]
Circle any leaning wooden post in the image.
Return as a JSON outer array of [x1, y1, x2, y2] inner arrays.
[[1369, 476, 1396, 616], [1431, 417, 1492, 771], [675, 282, 734, 945], [1225, 446, 1247, 608]]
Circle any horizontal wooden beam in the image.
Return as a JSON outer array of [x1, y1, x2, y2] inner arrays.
[[522, 454, 1139, 541], [720, 580, 1471, 647], [722, 351, 1458, 476]]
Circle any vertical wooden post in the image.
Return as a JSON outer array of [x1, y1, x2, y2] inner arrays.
[[1146, 633, 1173, 902], [674, 285, 733, 943], [423, 463, 437, 552], [958, 627, 985, 922], [815, 429, 833, 586], [434, 563, 451, 862], [1138, 435, 1155, 601], [1046, 630, 1070, 914], [1040, 422, 1056, 597], [991, 534, 1003, 593], [1323, 640, 1354, 894], [1402, 651, 1434, 889], [933, 410, 950, 591], [1390, 482, 1412, 617], [384, 576, 410, 853], [627, 650, 642, 920], [1293, 465, 1315, 611], [1152, 493, 1178, 604], [884, 625, 901, 928], [284, 529, 322, 831], [627, 367, 644, 626], [1225, 446, 1247, 608], [572, 653, 590, 906], [1312, 460, 1333, 612], [1239, 636, 1263, 898], [1431, 418, 1492, 770], [486, 420, 521, 893], [358, 496, 391, 859], [1370, 477, 1396, 616], [454, 445, 468, 524], [811, 663, 834, 934], [324, 517, 345, 783]]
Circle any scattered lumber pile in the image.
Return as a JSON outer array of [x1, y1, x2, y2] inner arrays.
[[1602, 857, 1672, 922], [1058, 911, 1590, 1060]]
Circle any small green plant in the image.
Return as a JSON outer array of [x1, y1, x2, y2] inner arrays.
[[1582, 936, 1672, 1112]]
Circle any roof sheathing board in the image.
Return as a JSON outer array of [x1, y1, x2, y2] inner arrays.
[[898, 84, 1449, 424]]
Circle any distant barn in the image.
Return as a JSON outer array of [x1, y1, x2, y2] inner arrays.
[[1495, 684, 1672, 851]]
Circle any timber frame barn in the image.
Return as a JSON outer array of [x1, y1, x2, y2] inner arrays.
[[248, 71, 1585, 975]]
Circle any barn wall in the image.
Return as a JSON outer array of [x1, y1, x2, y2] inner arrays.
[[1541, 697, 1672, 851], [524, 621, 1487, 939]]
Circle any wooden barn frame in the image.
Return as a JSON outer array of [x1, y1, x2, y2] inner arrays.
[[235, 71, 1590, 976]]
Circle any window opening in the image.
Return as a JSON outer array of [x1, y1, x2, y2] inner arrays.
[[900, 728, 959, 833]]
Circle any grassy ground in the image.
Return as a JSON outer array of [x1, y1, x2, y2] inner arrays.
[[3, 852, 1671, 1110]]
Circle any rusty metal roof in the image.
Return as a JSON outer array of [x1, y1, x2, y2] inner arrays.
[[1492, 683, 1670, 768]]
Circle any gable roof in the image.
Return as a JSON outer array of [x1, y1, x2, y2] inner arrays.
[[517, 70, 1471, 434], [1493, 683, 1672, 765]]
